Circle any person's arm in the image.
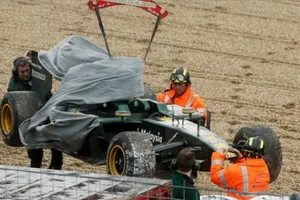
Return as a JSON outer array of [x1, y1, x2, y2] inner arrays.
[[191, 95, 206, 112], [7, 78, 27, 92], [210, 151, 240, 189], [7, 78, 16, 92], [210, 151, 227, 188], [157, 92, 166, 102], [190, 95, 207, 121]]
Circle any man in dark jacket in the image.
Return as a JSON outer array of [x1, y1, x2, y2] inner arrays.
[[171, 148, 200, 200], [8, 56, 63, 169]]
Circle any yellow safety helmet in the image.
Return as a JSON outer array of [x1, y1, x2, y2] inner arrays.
[[170, 67, 191, 84], [242, 136, 265, 157]]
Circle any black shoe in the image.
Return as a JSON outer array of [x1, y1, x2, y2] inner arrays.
[[48, 165, 62, 170]]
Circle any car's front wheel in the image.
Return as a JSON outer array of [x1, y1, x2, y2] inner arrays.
[[106, 131, 156, 177]]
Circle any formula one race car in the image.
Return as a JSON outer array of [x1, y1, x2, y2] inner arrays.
[[0, 0, 282, 183]]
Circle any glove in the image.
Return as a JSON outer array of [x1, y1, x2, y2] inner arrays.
[[228, 147, 240, 155], [217, 147, 240, 158], [226, 147, 241, 159]]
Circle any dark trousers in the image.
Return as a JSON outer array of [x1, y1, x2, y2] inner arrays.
[[28, 148, 63, 170]]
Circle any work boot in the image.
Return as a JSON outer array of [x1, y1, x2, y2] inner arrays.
[[28, 149, 43, 168], [48, 149, 63, 170]]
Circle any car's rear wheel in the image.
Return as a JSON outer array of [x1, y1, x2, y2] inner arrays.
[[0, 91, 41, 147], [233, 125, 282, 183], [106, 131, 156, 177]]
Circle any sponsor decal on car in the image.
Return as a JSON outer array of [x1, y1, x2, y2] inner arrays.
[[32, 69, 46, 81], [31, 63, 43, 70], [141, 129, 163, 143]]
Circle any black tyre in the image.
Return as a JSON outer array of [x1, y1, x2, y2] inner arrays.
[[233, 125, 282, 183], [141, 84, 156, 100], [0, 91, 41, 147], [154, 162, 173, 179], [106, 131, 156, 177]]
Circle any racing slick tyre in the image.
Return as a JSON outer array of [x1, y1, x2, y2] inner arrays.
[[233, 125, 282, 183], [154, 162, 173, 179], [141, 84, 156, 100], [106, 131, 156, 177], [0, 91, 41, 147]]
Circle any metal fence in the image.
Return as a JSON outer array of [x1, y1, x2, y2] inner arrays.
[[0, 165, 294, 200]]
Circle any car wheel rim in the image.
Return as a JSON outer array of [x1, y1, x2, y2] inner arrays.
[[109, 145, 126, 175], [1, 104, 13, 135]]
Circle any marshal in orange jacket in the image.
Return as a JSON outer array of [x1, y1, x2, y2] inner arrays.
[[210, 152, 270, 200], [157, 85, 206, 114]]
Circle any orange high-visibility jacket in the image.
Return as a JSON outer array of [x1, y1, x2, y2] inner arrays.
[[210, 152, 270, 200], [157, 86, 206, 113]]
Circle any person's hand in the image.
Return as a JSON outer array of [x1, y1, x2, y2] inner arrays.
[[226, 147, 241, 159], [216, 147, 241, 159], [228, 147, 240, 155]]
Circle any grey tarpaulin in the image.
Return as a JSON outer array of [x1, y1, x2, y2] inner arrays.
[[19, 35, 144, 152]]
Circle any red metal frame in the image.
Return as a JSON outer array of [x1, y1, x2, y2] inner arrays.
[[134, 184, 172, 200], [87, 0, 168, 18]]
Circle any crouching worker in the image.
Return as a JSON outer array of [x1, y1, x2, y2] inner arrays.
[[171, 148, 200, 200], [210, 137, 269, 200]]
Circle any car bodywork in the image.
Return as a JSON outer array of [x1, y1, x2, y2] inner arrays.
[[0, 0, 282, 182]]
